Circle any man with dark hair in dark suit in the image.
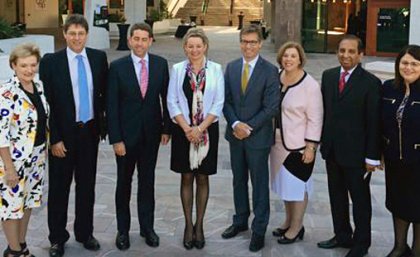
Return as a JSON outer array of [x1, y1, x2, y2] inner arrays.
[[317, 35, 381, 257], [39, 14, 108, 257], [221, 24, 279, 252], [107, 23, 170, 251]]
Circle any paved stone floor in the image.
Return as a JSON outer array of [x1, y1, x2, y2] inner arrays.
[[0, 27, 401, 257]]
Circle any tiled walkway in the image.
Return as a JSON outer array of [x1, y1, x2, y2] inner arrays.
[[0, 26, 398, 257]]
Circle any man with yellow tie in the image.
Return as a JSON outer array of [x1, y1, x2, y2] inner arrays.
[[221, 24, 280, 252]]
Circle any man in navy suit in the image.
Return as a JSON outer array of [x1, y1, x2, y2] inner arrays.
[[39, 14, 108, 257], [221, 24, 279, 252], [107, 23, 170, 250], [317, 35, 381, 257]]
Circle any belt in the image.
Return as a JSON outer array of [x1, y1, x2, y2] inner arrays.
[[76, 120, 94, 128]]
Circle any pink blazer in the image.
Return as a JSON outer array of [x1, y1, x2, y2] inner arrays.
[[278, 72, 323, 151]]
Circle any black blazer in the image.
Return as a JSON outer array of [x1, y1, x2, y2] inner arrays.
[[39, 48, 108, 146], [107, 54, 170, 147], [320, 64, 381, 167], [223, 56, 279, 149], [381, 79, 420, 163]]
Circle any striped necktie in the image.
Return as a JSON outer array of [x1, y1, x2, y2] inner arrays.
[[140, 59, 148, 98]]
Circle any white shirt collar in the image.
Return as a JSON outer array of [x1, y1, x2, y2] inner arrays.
[[67, 47, 87, 60], [340, 65, 357, 76], [242, 55, 259, 68], [131, 52, 149, 64]]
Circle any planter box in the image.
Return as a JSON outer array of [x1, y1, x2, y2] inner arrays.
[[0, 35, 54, 83], [154, 19, 181, 35], [0, 35, 54, 55]]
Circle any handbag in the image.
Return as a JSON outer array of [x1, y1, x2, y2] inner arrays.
[[283, 152, 315, 182]]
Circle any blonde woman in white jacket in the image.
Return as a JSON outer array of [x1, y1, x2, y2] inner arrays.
[[167, 28, 224, 250]]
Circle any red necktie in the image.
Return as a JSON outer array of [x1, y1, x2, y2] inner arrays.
[[339, 71, 349, 94], [139, 59, 148, 98]]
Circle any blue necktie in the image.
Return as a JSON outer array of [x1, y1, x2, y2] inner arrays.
[[76, 55, 90, 123]]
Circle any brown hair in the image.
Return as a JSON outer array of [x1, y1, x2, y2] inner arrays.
[[394, 44, 420, 89], [276, 41, 307, 69], [182, 28, 209, 55], [9, 43, 41, 69], [63, 14, 89, 33], [239, 24, 262, 42], [337, 34, 364, 53], [129, 23, 153, 38]]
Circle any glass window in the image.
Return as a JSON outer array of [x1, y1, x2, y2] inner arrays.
[[376, 8, 410, 53], [302, 0, 328, 53]]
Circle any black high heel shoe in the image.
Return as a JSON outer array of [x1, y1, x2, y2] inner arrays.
[[272, 227, 289, 237], [277, 226, 305, 244], [20, 242, 36, 257], [3, 246, 24, 257], [385, 245, 412, 257], [183, 227, 194, 250], [194, 226, 205, 249]]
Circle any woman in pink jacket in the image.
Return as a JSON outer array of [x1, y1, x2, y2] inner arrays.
[[270, 42, 323, 244]]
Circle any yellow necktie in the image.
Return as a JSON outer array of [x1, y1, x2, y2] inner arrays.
[[241, 63, 249, 94]]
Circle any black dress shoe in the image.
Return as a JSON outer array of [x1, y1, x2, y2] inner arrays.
[[115, 232, 130, 251], [345, 246, 368, 257], [272, 227, 289, 237], [249, 233, 265, 252], [277, 226, 305, 244], [317, 236, 353, 249], [49, 243, 64, 257], [386, 245, 412, 257], [78, 235, 100, 251], [221, 224, 248, 239], [140, 230, 159, 247]]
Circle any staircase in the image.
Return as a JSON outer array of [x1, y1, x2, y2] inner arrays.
[[175, 0, 262, 26]]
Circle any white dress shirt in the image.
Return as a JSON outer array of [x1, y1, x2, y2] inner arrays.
[[67, 47, 94, 122], [131, 52, 149, 86]]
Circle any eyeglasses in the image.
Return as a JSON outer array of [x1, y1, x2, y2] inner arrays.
[[240, 39, 259, 46], [400, 61, 420, 68], [66, 31, 87, 38]]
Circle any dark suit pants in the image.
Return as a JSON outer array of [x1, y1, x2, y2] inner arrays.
[[326, 158, 372, 249], [48, 123, 99, 244], [115, 138, 160, 235], [229, 142, 270, 236]]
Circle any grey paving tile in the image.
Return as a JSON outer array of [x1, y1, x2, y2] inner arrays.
[[0, 26, 396, 257]]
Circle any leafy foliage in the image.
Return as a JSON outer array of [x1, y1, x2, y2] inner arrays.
[[0, 18, 24, 39]]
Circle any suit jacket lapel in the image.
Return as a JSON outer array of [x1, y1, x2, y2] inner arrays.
[[339, 64, 362, 99], [233, 59, 242, 102], [86, 49, 99, 101], [125, 55, 142, 99], [146, 54, 156, 100], [244, 58, 262, 97], [58, 50, 77, 115]]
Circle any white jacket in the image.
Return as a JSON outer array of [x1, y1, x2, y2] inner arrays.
[[167, 59, 225, 124]]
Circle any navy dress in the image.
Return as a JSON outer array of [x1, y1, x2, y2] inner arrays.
[[381, 79, 420, 222], [170, 73, 219, 175]]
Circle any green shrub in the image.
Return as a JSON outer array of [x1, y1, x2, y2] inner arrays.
[[0, 18, 24, 39]]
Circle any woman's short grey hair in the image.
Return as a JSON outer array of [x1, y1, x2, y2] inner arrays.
[[9, 43, 41, 69]]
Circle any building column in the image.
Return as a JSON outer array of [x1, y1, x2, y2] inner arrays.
[[124, 0, 146, 25], [85, 0, 110, 49], [409, 0, 420, 45], [272, 0, 303, 50]]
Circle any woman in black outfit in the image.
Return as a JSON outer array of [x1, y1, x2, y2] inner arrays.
[[381, 44, 420, 257], [167, 28, 224, 250]]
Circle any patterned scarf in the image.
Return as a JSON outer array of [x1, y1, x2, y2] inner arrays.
[[187, 61, 209, 170]]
